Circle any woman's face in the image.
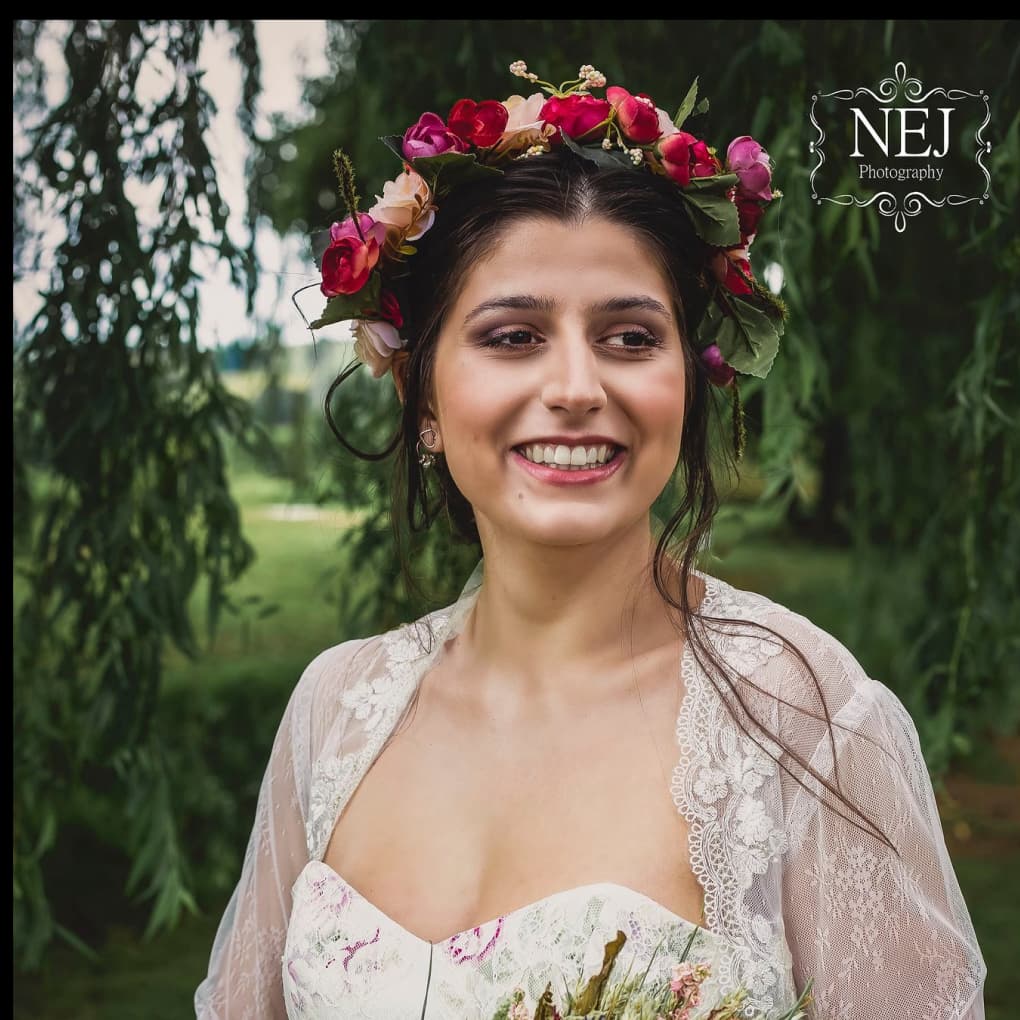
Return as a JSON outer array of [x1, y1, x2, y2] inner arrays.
[[428, 215, 688, 551]]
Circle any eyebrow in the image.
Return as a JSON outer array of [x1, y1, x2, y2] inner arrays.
[[462, 294, 674, 326]]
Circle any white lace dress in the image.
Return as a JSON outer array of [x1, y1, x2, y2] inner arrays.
[[194, 559, 987, 1019]]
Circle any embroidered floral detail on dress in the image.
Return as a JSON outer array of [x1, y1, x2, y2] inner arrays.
[[445, 921, 504, 964]]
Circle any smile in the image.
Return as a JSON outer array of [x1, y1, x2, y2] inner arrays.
[[510, 446, 627, 485]]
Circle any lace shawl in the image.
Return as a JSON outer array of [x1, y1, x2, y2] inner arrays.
[[194, 558, 986, 1018]]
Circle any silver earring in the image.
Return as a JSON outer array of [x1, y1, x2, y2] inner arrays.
[[417, 427, 438, 468]]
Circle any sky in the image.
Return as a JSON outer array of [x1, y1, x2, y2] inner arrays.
[[13, 20, 334, 349]]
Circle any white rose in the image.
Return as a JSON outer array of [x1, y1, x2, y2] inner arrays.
[[353, 319, 403, 379], [367, 169, 436, 248], [656, 106, 680, 138], [492, 92, 557, 155]]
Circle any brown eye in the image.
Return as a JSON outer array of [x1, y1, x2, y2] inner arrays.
[[603, 330, 664, 349], [480, 330, 540, 348]]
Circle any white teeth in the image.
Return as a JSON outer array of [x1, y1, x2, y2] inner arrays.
[[519, 443, 619, 469]]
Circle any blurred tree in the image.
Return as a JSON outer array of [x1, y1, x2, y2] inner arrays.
[[259, 20, 1019, 771], [13, 19, 265, 967]]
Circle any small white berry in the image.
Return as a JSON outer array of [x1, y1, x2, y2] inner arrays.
[[601, 138, 613, 150]]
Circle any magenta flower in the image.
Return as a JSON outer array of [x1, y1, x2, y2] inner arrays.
[[402, 112, 470, 159], [700, 344, 735, 387], [726, 135, 773, 202]]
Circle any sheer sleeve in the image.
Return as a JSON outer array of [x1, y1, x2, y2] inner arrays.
[[194, 637, 370, 1019], [781, 647, 987, 1019]]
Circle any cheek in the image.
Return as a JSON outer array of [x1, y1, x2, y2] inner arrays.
[[631, 366, 687, 449], [437, 373, 508, 467]]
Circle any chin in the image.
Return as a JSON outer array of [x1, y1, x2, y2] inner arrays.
[[503, 512, 628, 549]]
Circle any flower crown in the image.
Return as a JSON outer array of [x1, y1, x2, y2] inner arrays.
[[306, 61, 786, 459]]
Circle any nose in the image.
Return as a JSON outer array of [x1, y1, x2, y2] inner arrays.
[[540, 333, 608, 415]]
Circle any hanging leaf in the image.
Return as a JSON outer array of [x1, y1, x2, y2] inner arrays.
[[681, 190, 740, 246], [699, 295, 783, 378]]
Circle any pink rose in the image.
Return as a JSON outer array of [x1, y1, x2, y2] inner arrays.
[[447, 98, 509, 148], [402, 112, 470, 160], [606, 86, 661, 144], [320, 213, 386, 297], [726, 135, 773, 201], [539, 93, 612, 142], [657, 131, 720, 187], [700, 344, 735, 387]]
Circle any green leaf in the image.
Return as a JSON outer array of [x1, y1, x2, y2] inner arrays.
[[672, 77, 699, 130], [700, 296, 783, 379], [533, 982, 558, 1020], [681, 190, 740, 246], [310, 273, 383, 330], [694, 97, 710, 116], [407, 150, 502, 195], [561, 131, 633, 169], [572, 930, 627, 1013], [683, 172, 739, 195], [379, 134, 405, 162]]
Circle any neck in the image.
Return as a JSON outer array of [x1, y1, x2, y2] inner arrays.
[[456, 519, 695, 711]]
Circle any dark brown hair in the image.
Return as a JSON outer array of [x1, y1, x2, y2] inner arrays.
[[324, 146, 899, 857]]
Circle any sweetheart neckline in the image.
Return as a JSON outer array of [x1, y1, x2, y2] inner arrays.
[[297, 858, 707, 947]]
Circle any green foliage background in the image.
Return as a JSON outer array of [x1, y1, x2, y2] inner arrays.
[[12, 17, 1019, 1007]]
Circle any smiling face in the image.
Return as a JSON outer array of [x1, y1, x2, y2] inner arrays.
[[422, 215, 689, 552]]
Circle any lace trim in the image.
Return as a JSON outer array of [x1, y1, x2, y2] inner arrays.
[[671, 574, 795, 1016], [306, 608, 455, 862]]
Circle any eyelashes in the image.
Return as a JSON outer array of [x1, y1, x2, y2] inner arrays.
[[478, 328, 665, 352]]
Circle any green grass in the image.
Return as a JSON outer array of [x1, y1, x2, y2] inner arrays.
[[163, 505, 365, 692], [14, 464, 1011, 1018]]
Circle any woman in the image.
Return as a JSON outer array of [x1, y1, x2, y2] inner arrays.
[[196, 63, 986, 1018]]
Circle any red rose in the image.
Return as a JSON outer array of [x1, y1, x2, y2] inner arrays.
[[540, 94, 612, 142], [606, 86, 661, 145], [711, 250, 753, 296], [657, 132, 721, 187], [735, 195, 764, 243], [447, 98, 509, 148], [320, 213, 387, 297], [379, 290, 404, 328]]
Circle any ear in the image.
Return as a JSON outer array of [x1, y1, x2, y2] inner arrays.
[[420, 412, 443, 453], [391, 349, 443, 452]]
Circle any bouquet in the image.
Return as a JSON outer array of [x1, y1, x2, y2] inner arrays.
[[491, 926, 813, 1020]]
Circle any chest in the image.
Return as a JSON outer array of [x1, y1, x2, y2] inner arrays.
[[322, 650, 705, 944]]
